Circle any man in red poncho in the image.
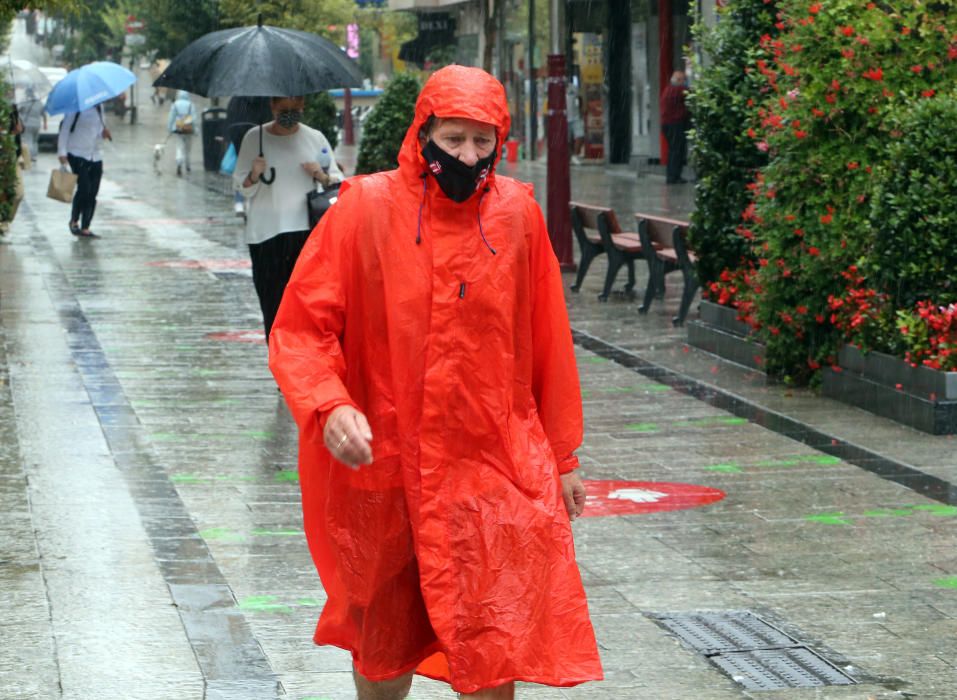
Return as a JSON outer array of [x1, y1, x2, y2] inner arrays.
[[269, 66, 603, 698]]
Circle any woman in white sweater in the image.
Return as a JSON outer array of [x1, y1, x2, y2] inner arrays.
[[234, 96, 343, 340]]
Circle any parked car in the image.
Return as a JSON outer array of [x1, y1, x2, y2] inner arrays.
[[37, 66, 66, 151]]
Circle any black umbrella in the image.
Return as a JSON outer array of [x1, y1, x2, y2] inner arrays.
[[154, 15, 362, 183]]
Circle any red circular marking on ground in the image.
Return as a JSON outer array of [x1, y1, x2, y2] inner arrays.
[[148, 259, 251, 270], [206, 330, 265, 344], [580, 480, 725, 517]]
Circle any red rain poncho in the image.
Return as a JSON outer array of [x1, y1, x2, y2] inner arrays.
[[269, 65, 602, 693]]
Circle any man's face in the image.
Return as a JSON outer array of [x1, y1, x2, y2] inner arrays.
[[428, 118, 497, 167]]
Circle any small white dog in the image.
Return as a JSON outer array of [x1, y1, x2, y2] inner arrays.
[[152, 141, 166, 175]]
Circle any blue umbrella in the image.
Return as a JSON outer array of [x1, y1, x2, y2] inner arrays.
[[44, 61, 136, 115]]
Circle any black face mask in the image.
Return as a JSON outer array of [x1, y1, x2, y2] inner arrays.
[[421, 139, 496, 203], [276, 110, 303, 129]]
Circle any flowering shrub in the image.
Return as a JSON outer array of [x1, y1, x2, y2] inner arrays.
[[896, 302, 957, 372], [704, 264, 761, 328], [733, 0, 957, 381], [688, 0, 778, 287]]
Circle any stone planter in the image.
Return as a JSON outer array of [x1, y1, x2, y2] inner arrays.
[[687, 300, 766, 372], [822, 345, 957, 434]]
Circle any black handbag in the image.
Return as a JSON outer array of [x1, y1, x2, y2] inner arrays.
[[307, 183, 341, 230]]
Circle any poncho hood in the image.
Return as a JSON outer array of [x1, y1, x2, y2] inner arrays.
[[397, 65, 511, 185]]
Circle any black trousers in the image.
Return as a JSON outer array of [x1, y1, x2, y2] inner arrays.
[[248, 230, 311, 341], [67, 154, 103, 230], [663, 123, 688, 183]]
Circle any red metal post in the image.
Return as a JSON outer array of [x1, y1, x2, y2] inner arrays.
[[343, 87, 355, 146], [658, 0, 673, 164], [546, 54, 576, 272]]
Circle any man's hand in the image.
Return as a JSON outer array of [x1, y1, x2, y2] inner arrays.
[[323, 405, 373, 469], [560, 471, 587, 522], [58, 155, 68, 166], [101, 127, 112, 141]]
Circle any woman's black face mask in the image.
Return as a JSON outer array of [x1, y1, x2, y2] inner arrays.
[[421, 139, 496, 203], [276, 110, 303, 129]]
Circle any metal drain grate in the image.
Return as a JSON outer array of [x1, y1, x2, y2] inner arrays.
[[649, 611, 858, 690], [711, 648, 856, 690], [652, 611, 796, 655]]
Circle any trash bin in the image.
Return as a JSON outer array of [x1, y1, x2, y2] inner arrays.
[[505, 139, 519, 163], [202, 107, 228, 172]]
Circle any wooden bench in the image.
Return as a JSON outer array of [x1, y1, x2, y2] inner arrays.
[[634, 212, 699, 326], [569, 202, 644, 301]]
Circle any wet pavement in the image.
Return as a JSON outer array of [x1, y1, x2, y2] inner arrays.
[[3, 22, 957, 699]]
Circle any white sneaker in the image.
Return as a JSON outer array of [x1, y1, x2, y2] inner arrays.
[[233, 201, 245, 216], [571, 155, 582, 165]]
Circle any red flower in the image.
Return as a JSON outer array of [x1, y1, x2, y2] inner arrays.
[[796, 305, 808, 315], [794, 130, 807, 139], [841, 49, 855, 59], [922, 89, 936, 98], [840, 26, 854, 37], [808, 246, 821, 256], [820, 213, 833, 224], [862, 67, 884, 81], [901, 27, 911, 36], [911, 64, 924, 73], [847, 162, 859, 170]]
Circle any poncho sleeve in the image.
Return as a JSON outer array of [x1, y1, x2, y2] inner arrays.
[[268, 193, 360, 441], [528, 202, 583, 474]]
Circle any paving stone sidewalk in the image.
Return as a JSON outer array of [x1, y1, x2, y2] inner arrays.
[[1, 73, 955, 699]]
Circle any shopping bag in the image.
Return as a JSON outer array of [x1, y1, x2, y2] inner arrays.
[[47, 167, 78, 203], [219, 142, 237, 175]]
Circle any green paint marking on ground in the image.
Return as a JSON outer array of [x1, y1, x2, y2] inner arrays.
[[705, 464, 743, 474], [200, 527, 245, 542], [625, 422, 658, 432], [863, 508, 914, 518], [805, 455, 842, 465], [252, 528, 303, 537], [643, 384, 671, 393], [212, 474, 257, 482], [805, 513, 852, 526], [170, 473, 202, 483], [297, 598, 321, 607], [275, 470, 299, 483], [604, 386, 636, 394], [932, 576, 957, 590], [678, 417, 748, 428], [238, 595, 292, 614], [580, 389, 592, 398], [914, 505, 957, 517], [582, 356, 609, 364], [245, 430, 275, 439]]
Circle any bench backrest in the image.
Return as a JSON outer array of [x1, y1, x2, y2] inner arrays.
[[634, 212, 689, 249], [571, 202, 625, 251]]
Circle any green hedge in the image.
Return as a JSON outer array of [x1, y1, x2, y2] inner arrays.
[[688, 0, 778, 287], [355, 72, 421, 175]]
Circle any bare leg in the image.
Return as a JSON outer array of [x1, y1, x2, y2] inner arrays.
[[353, 666, 414, 700], [460, 682, 515, 699]]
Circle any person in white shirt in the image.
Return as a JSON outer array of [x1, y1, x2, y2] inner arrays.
[[57, 104, 111, 238], [167, 90, 196, 177], [233, 96, 343, 340]]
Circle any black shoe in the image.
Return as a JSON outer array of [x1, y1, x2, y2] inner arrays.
[[176, 164, 182, 177], [69, 222, 81, 235], [76, 230, 98, 238]]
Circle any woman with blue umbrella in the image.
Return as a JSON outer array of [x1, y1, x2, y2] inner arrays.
[[46, 61, 135, 238]]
